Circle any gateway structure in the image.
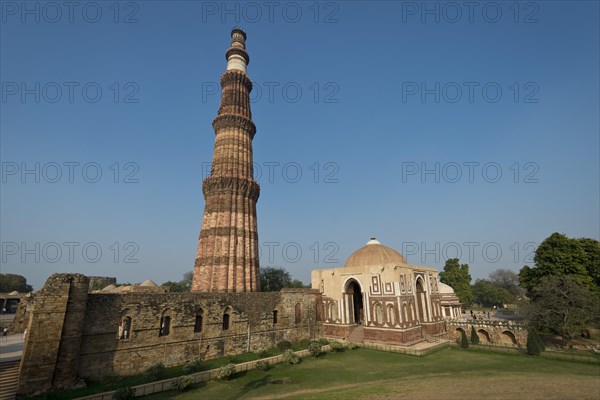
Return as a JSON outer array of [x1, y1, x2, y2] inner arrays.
[[312, 238, 458, 345]]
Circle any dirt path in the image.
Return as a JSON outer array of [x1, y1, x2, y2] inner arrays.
[[249, 373, 600, 400]]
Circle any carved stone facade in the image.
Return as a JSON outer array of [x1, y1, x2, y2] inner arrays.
[[312, 238, 447, 345], [192, 28, 260, 293]]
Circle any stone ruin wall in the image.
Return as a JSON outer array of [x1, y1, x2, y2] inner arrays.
[[17, 274, 322, 395], [77, 288, 322, 380], [10, 295, 33, 333], [446, 319, 528, 346]]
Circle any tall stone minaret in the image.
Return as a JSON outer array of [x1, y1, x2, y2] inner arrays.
[[192, 28, 261, 292]]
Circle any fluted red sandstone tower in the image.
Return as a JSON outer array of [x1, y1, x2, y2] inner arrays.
[[192, 28, 260, 292]]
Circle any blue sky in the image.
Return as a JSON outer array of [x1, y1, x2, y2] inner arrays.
[[1, 1, 599, 290]]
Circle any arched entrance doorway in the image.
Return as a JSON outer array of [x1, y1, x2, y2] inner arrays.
[[415, 278, 428, 322], [345, 280, 364, 325]]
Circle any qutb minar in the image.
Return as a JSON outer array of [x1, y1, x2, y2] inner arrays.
[[192, 28, 261, 292]]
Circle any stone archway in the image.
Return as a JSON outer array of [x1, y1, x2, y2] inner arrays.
[[501, 330, 518, 345], [455, 327, 466, 340], [345, 279, 364, 325], [477, 329, 491, 343], [415, 277, 428, 322]]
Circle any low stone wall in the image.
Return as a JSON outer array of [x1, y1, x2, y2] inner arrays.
[[75, 346, 330, 400], [360, 340, 449, 356], [446, 319, 527, 346], [363, 325, 423, 345]]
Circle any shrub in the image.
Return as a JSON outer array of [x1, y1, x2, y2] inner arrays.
[[143, 362, 166, 382], [329, 340, 346, 352], [317, 338, 329, 345], [113, 386, 135, 400], [470, 326, 480, 345], [526, 328, 544, 356], [227, 355, 240, 364], [277, 340, 292, 351], [172, 376, 194, 391], [255, 360, 271, 371], [308, 342, 322, 357], [282, 349, 301, 364], [460, 330, 469, 349], [256, 349, 269, 358], [347, 342, 359, 350], [293, 339, 311, 350], [183, 357, 203, 374], [102, 372, 122, 390], [217, 363, 236, 380]]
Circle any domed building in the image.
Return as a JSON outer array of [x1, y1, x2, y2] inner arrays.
[[312, 238, 455, 345], [438, 282, 462, 319]]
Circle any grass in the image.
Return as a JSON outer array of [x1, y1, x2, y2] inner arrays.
[[144, 347, 600, 400], [26, 344, 302, 400]]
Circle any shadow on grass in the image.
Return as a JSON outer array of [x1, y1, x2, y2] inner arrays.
[[227, 374, 271, 400]]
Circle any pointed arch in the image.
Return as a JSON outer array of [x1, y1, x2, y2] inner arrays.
[[344, 278, 364, 325]]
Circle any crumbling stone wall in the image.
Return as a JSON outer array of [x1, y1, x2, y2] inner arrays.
[[76, 288, 321, 380], [16, 274, 323, 394], [10, 294, 33, 333], [446, 320, 527, 345], [18, 273, 89, 395]]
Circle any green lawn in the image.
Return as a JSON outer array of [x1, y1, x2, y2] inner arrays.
[[146, 348, 600, 400], [30, 342, 311, 400]]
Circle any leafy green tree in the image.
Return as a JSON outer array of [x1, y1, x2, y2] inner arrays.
[[472, 279, 514, 307], [470, 325, 480, 345], [161, 271, 192, 292], [0, 274, 33, 293], [260, 267, 292, 292], [519, 233, 597, 296], [578, 238, 600, 288], [289, 279, 308, 288], [440, 258, 473, 305], [260, 267, 306, 291], [489, 269, 523, 297], [523, 275, 599, 345]]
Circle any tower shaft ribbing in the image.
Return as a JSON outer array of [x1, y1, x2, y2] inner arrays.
[[192, 28, 260, 292]]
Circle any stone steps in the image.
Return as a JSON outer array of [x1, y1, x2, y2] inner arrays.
[[347, 325, 364, 343], [0, 360, 19, 400]]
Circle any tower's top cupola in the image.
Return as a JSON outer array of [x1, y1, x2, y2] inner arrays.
[[226, 27, 250, 73]]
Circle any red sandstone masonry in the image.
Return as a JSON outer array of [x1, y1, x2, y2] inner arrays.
[[192, 30, 260, 293]]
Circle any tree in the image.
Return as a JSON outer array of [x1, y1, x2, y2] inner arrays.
[[578, 238, 600, 288], [259, 268, 307, 291], [526, 327, 544, 356], [260, 267, 292, 292], [439, 258, 473, 305], [519, 233, 596, 296], [162, 271, 192, 292], [289, 279, 308, 288], [489, 269, 523, 297], [472, 279, 514, 307], [470, 325, 480, 345], [0, 274, 33, 293], [460, 330, 469, 349], [523, 275, 599, 345]]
